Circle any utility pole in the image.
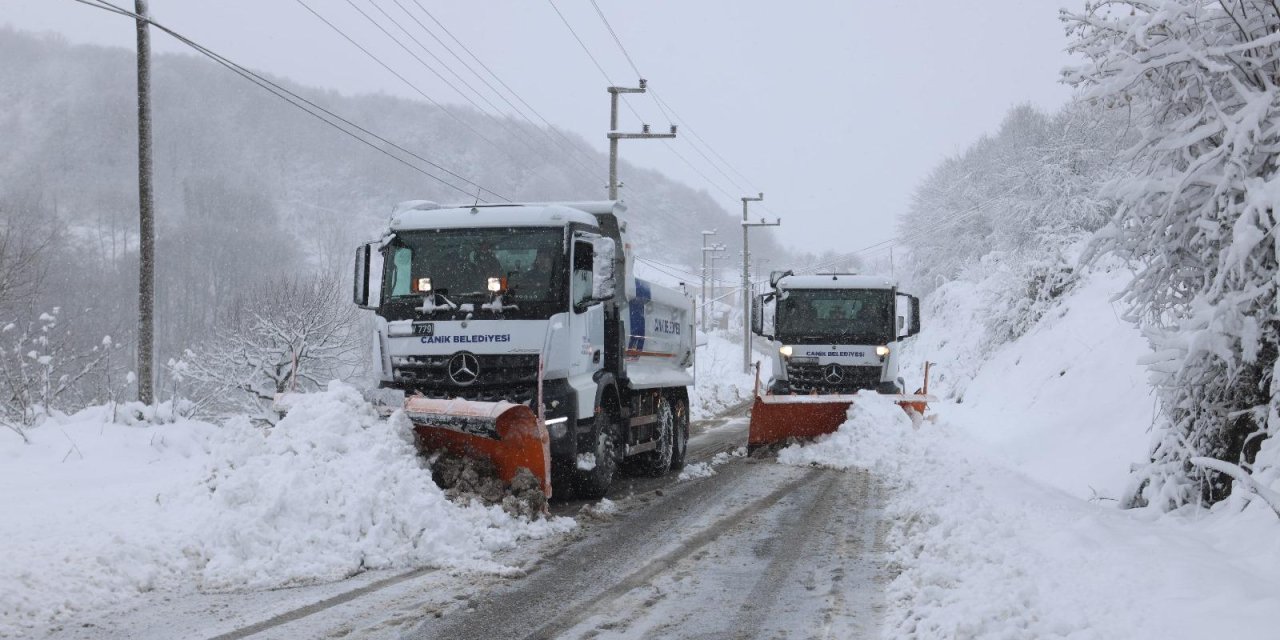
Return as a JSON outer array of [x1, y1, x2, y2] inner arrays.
[[700, 230, 717, 332], [135, 0, 155, 404], [708, 248, 726, 329], [741, 194, 779, 373], [607, 79, 676, 199]]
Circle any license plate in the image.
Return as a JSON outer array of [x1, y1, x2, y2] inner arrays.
[[413, 322, 434, 337]]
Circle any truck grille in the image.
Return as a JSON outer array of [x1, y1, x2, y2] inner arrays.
[[392, 353, 540, 405], [785, 363, 882, 394]]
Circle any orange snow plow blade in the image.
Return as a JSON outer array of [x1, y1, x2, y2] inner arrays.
[[404, 397, 552, 498], [747, 362, 936, 450], [747, 393, 933, 449]]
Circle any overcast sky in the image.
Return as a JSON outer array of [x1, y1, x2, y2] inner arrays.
[[5, 0, 1075, 254]]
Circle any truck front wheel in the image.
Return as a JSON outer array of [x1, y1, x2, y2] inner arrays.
[[575, 405, 620, 499]]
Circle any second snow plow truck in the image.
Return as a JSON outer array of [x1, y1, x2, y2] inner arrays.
[[353, 200, 694, 500], [748, 272, 934, 450]]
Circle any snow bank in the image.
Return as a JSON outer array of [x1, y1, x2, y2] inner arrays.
[[0, 406, 214, 637], [779, 399, 1280, 638], [903, 264, 1154, 500], [691, 330, 771, 421], [0, 382, 573, 636], [190, 382, 572, 591]]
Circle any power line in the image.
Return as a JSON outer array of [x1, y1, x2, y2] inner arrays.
[[550, 0, 752, 204], [407, 1, 609, 186], [637, 257, 737, 286], [368, 0, 516, 121], [355, 0, 591, 178], [74, 0, 509, 202], [651, 90, 762, 192], [294, 0, 526, 167], [587, 0, 642, 87], [546, 0, 618, 87], [580, 0, 776, 211], [582, 0, 786, 222], [388, 0, 608, 184]]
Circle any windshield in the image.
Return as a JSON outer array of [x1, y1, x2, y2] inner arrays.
[[775, 288, 894, 344], [381, 227, 566, 316]]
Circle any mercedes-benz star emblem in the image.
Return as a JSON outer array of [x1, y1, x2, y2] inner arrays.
[[823, 364, 844, 384], [448, 352, 480, 385]]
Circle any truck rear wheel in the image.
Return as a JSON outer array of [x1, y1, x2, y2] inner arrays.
[[629, 397, 674, 477], [669, 394, 689, 471], [574, 406, 620, 499]]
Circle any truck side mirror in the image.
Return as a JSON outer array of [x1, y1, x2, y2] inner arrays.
[[769, 269, 793, 288], [591, 236, 617, 300], [353, 242, 379, 309], [909, 295, 921, 336]]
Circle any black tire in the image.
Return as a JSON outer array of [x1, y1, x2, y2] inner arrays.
[[574, 406, 620, 499], [630, 397, 675, 477], [669, 394, 689, 471]]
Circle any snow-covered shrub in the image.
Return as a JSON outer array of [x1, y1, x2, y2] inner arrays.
[[977, 250, 1077, 346], [0, 309, 119, 442], [170, 274, 364, 420], [1065, 0, 1280, 510]]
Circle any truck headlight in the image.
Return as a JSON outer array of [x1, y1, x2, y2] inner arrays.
[[487, 277, 502, 292], [779, 345, 793, 357], [876, 345, 890, 357]]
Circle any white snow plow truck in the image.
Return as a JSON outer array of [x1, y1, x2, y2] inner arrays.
[[747, 271, 934, 450], [353, 200, 694, 499]]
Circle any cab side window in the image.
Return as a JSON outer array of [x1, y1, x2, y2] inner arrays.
[[572, 241, 594, 310]]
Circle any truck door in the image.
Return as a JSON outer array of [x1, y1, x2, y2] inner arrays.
[[570, 236, 606, 378]]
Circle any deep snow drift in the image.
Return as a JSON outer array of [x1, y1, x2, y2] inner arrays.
[[902, 264, 1154, 501], [0, 382, 572, 637], [778, 266, 1280, 638], [781, 395, 1280, 637]]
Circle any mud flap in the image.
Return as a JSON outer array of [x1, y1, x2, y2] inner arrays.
[[405, 397, 553, 498]]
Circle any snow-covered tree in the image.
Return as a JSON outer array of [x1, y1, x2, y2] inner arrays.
[[1065, 0, 1280, 511], [900, 102, 1125, 295], [171, 274, 364, 420]]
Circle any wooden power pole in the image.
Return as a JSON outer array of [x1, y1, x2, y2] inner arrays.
[[135, 0, 155, 404]]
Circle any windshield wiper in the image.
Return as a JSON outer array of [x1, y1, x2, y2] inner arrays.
[[417, 293, 458, 314]]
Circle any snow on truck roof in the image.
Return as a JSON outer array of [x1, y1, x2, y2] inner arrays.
[[776, 274, 896, 290], [389, 200, 623, 231]]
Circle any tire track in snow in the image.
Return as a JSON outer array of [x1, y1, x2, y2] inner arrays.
[[725, 470, 842, 638], [515, 465, 824, 640]]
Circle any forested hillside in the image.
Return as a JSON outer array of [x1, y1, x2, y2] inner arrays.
[[0, 28, 785, 412]]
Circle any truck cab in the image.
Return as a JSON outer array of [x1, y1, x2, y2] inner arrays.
[[752, 272, 921, 395], [353, 200, 694, 498]]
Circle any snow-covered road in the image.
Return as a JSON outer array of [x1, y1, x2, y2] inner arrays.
[[410, 459, 884, 640]]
